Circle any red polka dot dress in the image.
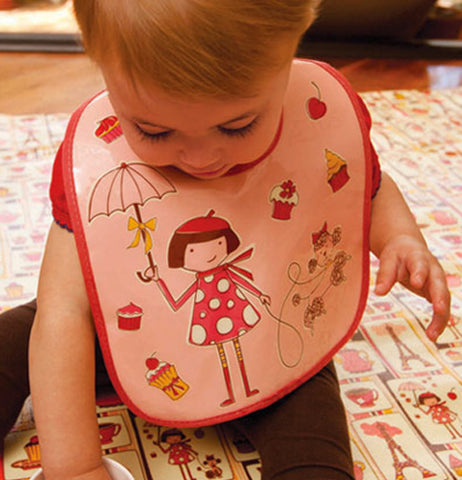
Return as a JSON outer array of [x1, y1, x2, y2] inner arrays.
[[189, 264, 261, 346], [167, 442, 196, 465], [428, 403, 457, 424], [157, 250, 263, 347]]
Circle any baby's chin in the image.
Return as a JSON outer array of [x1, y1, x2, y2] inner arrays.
[[172, 164, 232, 180]]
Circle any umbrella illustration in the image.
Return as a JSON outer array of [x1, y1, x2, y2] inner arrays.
[[398, 381, 425, 406], [88, 162, 176, 282]]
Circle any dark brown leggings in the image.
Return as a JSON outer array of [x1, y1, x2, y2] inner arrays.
[[0, 300, 354, 479]]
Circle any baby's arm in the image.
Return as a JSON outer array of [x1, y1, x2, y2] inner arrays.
[[29, 223, 111, 480], [369, 172, 451, 341]]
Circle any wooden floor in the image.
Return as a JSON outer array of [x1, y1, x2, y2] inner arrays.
[[1, 52, 462, 114]]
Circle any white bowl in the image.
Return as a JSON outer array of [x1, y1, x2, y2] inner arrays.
[[30, 457, 134, 480]]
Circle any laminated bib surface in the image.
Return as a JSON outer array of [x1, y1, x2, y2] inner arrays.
[[64, 60, 373, 426]]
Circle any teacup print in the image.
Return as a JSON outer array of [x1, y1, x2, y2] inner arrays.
[[345, 387, 379, 408], [341, 381, 392, 414], [99, 422, 122, 445]]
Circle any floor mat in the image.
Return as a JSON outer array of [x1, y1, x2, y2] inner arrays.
[[1, 87, 461, 479]]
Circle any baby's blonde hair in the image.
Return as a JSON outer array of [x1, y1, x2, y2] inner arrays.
[[73, 0, 320, 98]]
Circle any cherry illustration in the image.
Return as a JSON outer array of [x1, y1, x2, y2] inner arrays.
[[306, 81, 327, 120], [448, 388, 457, 400], [146, 357, 160, 369]]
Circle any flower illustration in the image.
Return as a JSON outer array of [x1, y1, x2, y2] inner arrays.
[[280, 180, 296, 199]]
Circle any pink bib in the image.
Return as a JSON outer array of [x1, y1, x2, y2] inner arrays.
[[63, 60, 372, 426]]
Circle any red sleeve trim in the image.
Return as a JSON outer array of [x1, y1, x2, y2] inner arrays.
[[49, 143, 74, 232], [353, 90, 382, 198]]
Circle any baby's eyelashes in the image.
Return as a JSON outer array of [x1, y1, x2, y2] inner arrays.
[[217, 118, 259, 138], [135, 124, 173, 142]]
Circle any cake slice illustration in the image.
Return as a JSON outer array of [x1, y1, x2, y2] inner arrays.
[[145, 356, 189, 400], [95, 115, 123, 143], [325, 149, 350, 192], [269, 179, 299, 220], [117, 302, 143, 330]]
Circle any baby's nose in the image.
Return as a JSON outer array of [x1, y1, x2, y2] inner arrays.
[[178, 144, 223, 169]]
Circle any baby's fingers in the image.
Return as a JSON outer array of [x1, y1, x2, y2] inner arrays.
[[406, 254, 430, 292], [375, 251, 398, 296], [425, 267, 451, 342]]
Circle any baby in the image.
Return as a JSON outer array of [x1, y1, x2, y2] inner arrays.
[[0, 1, 450, 479]]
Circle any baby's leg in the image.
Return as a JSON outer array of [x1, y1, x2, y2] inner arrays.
[[0, 300, 36, 441], [232, 361, 354, 480]]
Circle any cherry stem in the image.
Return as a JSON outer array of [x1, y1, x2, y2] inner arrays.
[[311, 81, 321, 100]]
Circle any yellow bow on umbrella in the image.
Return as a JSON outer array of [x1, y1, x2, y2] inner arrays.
[[128, 217, 156, 253]]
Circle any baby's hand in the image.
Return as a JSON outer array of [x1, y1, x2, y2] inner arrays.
[[374, 234, 450, 342]]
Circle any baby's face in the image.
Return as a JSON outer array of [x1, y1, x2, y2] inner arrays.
[[101, 63, 291, 179]]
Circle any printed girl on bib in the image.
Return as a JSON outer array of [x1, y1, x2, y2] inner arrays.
[[153, 210, 269, 406]]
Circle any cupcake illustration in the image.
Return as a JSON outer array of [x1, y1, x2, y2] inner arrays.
[[325, 149, 350, 192], [117, 302, 143, 330], [11, 435, 42, 470], [5, 282, 24, 299], [24, 435, 40, 463], [449, 454, 462, 476], [145, 356, 189, 400], [269, 180, 299, 220], [94, 115, 123, 143]]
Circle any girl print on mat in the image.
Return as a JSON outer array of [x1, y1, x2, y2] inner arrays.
[[154, 428, 198, 480], [152, 210, 271, 407]]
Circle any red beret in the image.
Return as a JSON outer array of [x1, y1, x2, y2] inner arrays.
[[176, 210, 230, 234]]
